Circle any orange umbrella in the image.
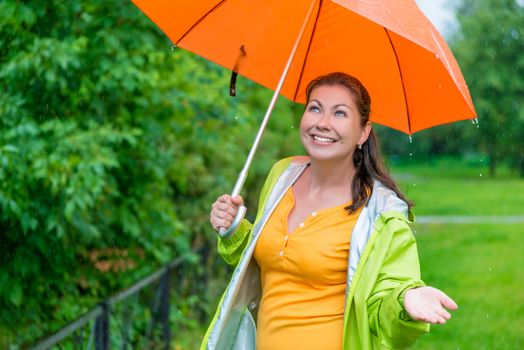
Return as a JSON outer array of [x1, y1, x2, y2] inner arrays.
[[131, 0, 477, 236], [132, 0, 476, 133]]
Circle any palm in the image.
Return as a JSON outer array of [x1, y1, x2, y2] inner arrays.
[[403, 286, 458, 324]]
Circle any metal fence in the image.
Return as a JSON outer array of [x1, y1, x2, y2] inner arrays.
[[30, 255, 188, 350]]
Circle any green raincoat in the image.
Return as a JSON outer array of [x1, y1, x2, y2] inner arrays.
[[201, 157, 429, 349]]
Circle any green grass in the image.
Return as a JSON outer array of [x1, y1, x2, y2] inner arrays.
[[391, 159, 524, 215], [413, 223, 524, 349]]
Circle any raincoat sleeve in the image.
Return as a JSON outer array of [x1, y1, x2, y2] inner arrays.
[[366, 214, 430, 349], [216, 158, 288, 266]]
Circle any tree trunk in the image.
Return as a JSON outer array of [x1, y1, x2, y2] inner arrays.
[[489, 153, 496, 177]]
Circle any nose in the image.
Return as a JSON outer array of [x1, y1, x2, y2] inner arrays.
[[316, 113, 332, 130]]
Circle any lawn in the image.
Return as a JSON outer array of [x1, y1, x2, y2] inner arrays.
[[413, 223, 524, 350], [391, 160, 524, 216]]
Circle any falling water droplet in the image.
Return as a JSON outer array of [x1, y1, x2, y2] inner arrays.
[[413, 183, 416, 187], [291, 125, 294, 129], [480, 173, 483, 177], [471, 119, 476, 124], [486, 314, 490, 318], [171, 45, 177, 51], [408, 135, 413, 143], [409, 152, 413, 157], [234, 116, 239, 120], [488, 267, 492, 272], [476, 124, 480, 129]]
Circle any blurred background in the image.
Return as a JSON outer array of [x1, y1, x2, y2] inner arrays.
[[0, 0, 523, 349]]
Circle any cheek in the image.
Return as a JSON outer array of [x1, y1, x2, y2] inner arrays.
[[299, 115, 309, 133]]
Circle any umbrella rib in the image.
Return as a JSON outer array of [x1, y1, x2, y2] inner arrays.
[[175, 0, 227, 45], [384, 28, 412, 135], [292, 0, 323, 102]]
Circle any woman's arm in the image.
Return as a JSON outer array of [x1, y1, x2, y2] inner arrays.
[[212, 158, 291, 266], [366, 216, 431, 349]]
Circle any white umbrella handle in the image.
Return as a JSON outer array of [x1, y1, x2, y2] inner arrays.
[[217, 0, 317, 239]]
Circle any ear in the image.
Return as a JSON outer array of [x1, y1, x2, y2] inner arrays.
[[358, 121, 372, 145]]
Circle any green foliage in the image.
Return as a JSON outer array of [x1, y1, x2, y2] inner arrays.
[[0, 1, 301, 346], [449, 0, 524, 176], [375, 1, 524, 177]]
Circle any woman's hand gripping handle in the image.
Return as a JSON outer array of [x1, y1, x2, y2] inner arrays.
[[210, 195, 246, 238]]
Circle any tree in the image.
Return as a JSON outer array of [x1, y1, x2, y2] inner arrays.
[[0, 1, 301, 345], [450, 0, 524, 176]]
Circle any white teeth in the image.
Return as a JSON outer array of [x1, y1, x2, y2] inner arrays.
[[313, 135, 336, 143]]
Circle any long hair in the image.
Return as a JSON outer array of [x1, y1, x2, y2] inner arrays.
[[305, 72, 413, 214]]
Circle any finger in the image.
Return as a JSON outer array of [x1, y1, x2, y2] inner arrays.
[[434, 316, 446, 324], [216, 202, 239, 216], [217, 194, 231, 203], [438, 292, 458, 310], [435, 307, 451, 320], [216, 218, 232, 230], [211, 209, 235, 225], [218, 210, 235, 222], [426, 313, 445, 324]]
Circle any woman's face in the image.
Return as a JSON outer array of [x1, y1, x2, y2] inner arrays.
[[300, 84, 370, 162]]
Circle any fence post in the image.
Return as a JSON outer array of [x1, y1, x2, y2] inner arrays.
[[159, 268, 171, 350], [95, 301, 110, 350]]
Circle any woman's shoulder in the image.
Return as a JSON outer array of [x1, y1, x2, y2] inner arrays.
[[368, 180, 411, 221], [268, 156, 310, 174]]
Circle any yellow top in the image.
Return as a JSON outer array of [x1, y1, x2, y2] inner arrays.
[[254, 188, 361, 350]]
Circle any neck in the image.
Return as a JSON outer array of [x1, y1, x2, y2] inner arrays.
[[307, 155, 356, 195]]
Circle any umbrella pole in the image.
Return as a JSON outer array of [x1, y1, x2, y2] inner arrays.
[[219, 0, 318, 238]]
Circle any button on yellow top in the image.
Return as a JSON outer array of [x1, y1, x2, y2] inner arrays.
[[254, 188, 361, 350]]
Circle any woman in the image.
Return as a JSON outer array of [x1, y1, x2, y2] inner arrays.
[[203, 73, 457, 349]]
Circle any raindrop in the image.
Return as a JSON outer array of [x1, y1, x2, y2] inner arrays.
[[408, 135, 413, 143], [171, 45, 177, 51], [480, 173, 483, 177], [291, 125, 294, 129], [476, 124, 480, 129], [409, 152, 413, 157], [438, 84, 442, 88], [488, 267, 492, 272], [234, 116, 239, 120], [413, 183, 416, 187], [486, 314, 490, 318]]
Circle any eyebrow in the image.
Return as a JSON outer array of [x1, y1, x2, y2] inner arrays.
[[308, 100, 352, 110]]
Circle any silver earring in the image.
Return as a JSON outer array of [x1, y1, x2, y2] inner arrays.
[[358, 144, 362, 150]]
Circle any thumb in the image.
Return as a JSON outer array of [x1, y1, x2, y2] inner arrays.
[[231, 195, 244, 207]]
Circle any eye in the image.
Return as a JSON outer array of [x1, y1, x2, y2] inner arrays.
[[308, 105, 320, 113], [335, 110, 347, 117]]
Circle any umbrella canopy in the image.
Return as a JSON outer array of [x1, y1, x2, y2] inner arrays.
[[131, 0, 476, 134]]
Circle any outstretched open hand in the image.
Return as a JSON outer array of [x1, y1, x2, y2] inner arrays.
[[403, 286, 458, 324]]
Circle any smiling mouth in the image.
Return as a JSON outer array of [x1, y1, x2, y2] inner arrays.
[[312, 135, 338, 143]]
